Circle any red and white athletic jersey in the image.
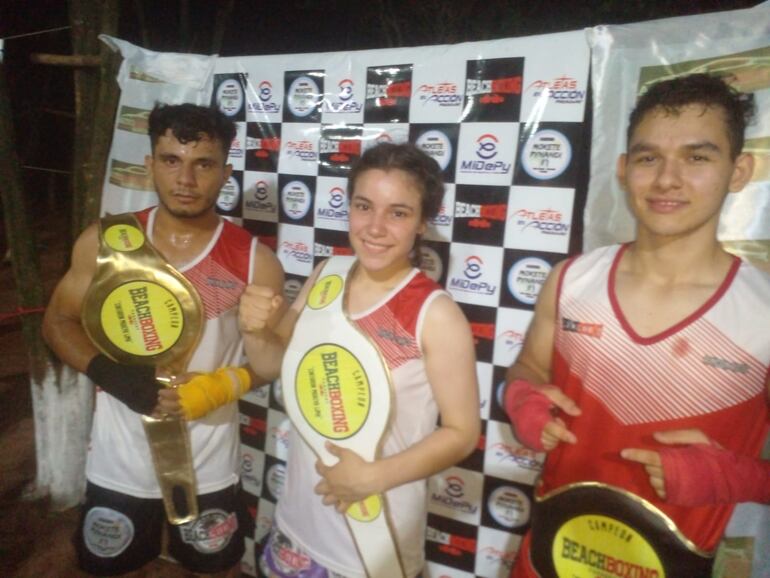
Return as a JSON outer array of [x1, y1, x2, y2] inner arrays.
[[86, 207, 257, 498], [545, 244, 770, 549], [276, 260, 446, 578]]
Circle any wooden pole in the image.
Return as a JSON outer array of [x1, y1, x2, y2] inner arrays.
[[0, 62, 48, 375], [69, 0, 102, 238], [81, 1, 121, 230], [30, 53, 101, 67], [15, 0, 123, 510]]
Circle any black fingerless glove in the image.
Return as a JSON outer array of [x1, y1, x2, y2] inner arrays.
[[85, 354, 161, 415]]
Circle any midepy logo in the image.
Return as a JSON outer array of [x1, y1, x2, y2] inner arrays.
[[323, 78, 363, 114], [449, 255, 496, 296], [249, 80, 281, 114], [258, 80, 273, 102], [476, 133, 498, 160], [459, 132, 511, 175], [317, 186, 349, 221], [464, 255, 484, 280]]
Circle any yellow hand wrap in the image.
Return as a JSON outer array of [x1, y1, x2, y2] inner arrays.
[[177, 367, 252, 420]]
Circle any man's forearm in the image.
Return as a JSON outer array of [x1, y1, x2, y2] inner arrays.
[[505, 360, 548, 386], [42, 315, 100, 373]]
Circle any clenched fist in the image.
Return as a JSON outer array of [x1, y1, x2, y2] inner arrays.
[[239, 285, 283, 333]]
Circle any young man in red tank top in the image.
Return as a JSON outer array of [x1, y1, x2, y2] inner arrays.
[[504, 74, 770, 577]]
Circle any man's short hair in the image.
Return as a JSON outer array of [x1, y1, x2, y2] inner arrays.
[[627, 73, 755, 159], [148, 103, 236, 159]]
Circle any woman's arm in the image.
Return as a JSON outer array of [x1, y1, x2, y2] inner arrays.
[[315, 293, 481, 510], [241, 259, 323, 383]]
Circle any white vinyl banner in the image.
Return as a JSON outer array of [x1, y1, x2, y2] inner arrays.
[[98, 35, 217, 215]]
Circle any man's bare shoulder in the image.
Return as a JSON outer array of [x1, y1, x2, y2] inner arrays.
[[68, 222, 101, 276]]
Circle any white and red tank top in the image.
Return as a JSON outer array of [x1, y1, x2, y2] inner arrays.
[[276, 260, 445, 578], [86, 207, 256, 498], [543, 243, 770, 551]]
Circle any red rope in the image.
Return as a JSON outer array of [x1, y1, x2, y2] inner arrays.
[[0, 306, 46, 324]]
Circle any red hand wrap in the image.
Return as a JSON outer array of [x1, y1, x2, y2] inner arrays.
[[504, 379, 552, 452], [661, 444, 770, 507]]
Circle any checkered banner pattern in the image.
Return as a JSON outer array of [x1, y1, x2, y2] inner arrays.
[[101, 30, 590, 578]]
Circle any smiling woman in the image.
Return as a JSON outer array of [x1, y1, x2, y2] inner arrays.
[[239, 142, 481, 578], [347, 168, 426, 280]]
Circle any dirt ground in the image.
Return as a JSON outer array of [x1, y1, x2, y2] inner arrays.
[[0, 212, 214, 577]]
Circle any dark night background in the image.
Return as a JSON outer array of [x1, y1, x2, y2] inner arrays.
[[0, 0, 760, 218]]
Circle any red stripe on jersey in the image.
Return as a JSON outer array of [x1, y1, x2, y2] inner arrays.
[[184, 258, 246, 319], [134, 208, 252, 319], [353, 271, 441, 370]]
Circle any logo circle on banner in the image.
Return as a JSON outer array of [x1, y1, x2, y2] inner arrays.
[[284, 279, 304, 304], [507, 257, 551, 305], [103, 224, 145, 252], [281, 180, 312, 219], [266, 462, 286, 501], [307, 274, 344, 310], [488, 486, 531, 529], [100, 280, 184, 356], [287, 75, 321, 118], [416, 129, 452, 171], [553, 514, 664, 578], [521, 129, 572, 180], [295, 344, 371, 440], [216, 78, 244, 117], [217, 176, 241, 212], [346, 494, 383, 523]]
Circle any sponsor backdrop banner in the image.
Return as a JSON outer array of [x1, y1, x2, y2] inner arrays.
[[99, 30, 589, 577], [221, 33, 589, 578]]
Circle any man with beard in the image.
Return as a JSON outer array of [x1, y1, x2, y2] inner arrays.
[[43, 103, 284, 577]]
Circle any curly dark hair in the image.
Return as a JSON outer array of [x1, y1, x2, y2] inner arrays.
[[627, 73, 756, 159], [147, 103, 236, 159], [347, 142, 446, 267]]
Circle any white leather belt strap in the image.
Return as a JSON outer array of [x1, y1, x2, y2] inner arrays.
[[281, 256, 406, 578]]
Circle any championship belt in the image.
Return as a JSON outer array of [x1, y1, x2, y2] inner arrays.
[[281, 256, 406, 578], [81, 213, 203, 525], [530, 482, 714, 578]]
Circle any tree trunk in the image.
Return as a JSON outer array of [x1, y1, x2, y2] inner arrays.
[[69, 0, 122, 235], [0, 62, 86, 506], [0, 65, 47, 373], [69, 0, 101, 241], [14, 0, 123, 510]]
